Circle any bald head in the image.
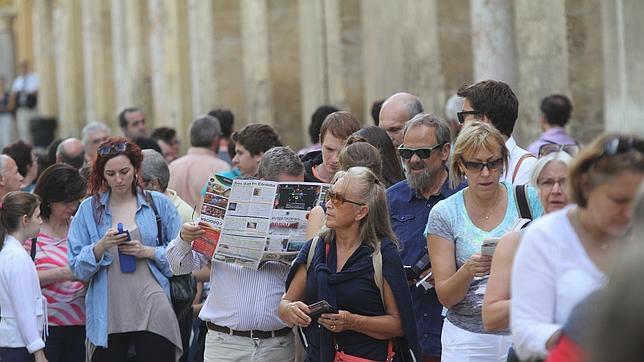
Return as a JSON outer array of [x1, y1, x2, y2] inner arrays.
[[0, 155, 24, 197], [378, 92, 423, 149], [56, 138, 86, 170]]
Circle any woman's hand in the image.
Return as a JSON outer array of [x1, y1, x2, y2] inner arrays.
[[93, 228, 128, 261], [34, 349, 48, 362], [118, 240, 155, 259], [318, 310, 355, 333], [464, 253, 492, 277], [280, 300, 311, 327], [179, 222, 205, 244]]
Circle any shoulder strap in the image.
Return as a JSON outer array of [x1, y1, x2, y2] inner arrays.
[[146, 191, 163, 246], [306, 236, 320, 270], [30, 237, 37, 261], [372, 249, 385, 308], [514, 184, 533, 220], [512, 153, 536, 183]]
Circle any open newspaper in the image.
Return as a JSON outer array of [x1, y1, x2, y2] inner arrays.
[[194, 177, 329, 269]]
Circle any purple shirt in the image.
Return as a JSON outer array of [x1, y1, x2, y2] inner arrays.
[[527, 128, 578, 156]]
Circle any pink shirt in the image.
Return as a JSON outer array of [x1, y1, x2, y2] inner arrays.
[[24, 232, 86, 326], [168, 147, 230, 207]]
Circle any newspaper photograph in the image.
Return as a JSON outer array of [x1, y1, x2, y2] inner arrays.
[[192, 176, 231, 258]]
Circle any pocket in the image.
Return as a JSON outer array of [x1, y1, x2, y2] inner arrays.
[[391, 214, 416, 223]]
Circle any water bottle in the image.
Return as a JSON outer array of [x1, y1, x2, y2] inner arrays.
[[117, 222, 136, 273]]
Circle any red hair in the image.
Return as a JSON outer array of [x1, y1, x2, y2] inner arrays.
[[88, 137, 143, 197]]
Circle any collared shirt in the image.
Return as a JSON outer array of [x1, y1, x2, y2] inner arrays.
[[527, 127, 579, 156], [386, 177, 465, 357], [169, 147, 230, 207], [503, 136, 537, 186], [166, 237, 290, 331], [0, 235, 46, 353], [67, 190, 181, 347]]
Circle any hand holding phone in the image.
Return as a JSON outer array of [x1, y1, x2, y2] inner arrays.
[[117, 222, 136, 273], [307, 300, 337, 319], [481, 237, 500, 256]]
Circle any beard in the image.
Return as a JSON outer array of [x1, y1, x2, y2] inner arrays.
[[405, 163, 432, 191]]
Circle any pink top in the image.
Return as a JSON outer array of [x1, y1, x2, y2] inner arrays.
[[24, 232, 86, 326], [168, 147, 230, 207]]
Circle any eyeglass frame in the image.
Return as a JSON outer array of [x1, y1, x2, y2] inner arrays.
[[98, 142, 128, 156], [398, 143, 445, 160], [457, 110, 483, 124], [461, 157, 504, 172], [325, 190, 365, 207], [603, 136, 644, 157], [538, 143, 580, 158]]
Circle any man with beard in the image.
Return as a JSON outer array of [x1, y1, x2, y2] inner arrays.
[[386, 114, 466, 362]]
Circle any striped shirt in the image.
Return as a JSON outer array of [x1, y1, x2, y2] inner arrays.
[[24, 232, 86, 326], [166, 236, 289, 331]]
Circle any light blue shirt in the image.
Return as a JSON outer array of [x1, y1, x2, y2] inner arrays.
[[67, 190, 181, 348]]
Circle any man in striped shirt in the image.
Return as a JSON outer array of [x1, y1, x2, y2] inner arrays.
[[166, 147, 304, 361]]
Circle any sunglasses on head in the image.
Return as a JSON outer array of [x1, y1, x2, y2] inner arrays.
[[603, 136, 644, 156], [398, 143, 445, 160], [462, 157, 504, 172], [457, 110, 483, 124], [98, 142, 127, 156], [325, 190, 364, 207], [538, 143, 580, 158]]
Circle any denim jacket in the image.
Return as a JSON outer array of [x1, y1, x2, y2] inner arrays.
[[67, 190, 181, 348]]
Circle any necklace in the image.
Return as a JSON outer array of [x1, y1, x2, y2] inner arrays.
[[466, 187, 504, 221], [573, 208, 610, 251]]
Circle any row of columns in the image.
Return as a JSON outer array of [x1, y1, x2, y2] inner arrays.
[[2, 0, 641, 149]]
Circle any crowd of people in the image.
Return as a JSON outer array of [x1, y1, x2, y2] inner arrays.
[[0, 78, 643, 362]]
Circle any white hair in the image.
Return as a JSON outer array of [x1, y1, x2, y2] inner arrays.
[[81, 121, 111, 147], [529, 151, 573, 188], [444, 94, 464, 122]]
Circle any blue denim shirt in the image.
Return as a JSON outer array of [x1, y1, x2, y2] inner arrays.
[[386, 178, 466, 357], [67, 190, 181, 348]]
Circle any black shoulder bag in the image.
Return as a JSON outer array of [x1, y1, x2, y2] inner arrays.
[[146, 192, 196, 320]]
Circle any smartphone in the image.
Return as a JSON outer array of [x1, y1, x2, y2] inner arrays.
[[117, 223, 136, 273], [307, 300, 337, 319], [481, 237, 500, 256]]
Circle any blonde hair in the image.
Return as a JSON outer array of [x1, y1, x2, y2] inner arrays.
[[568, 133, 644, 208], [449, 121, 508, 188], [319, 166, 399, 251]]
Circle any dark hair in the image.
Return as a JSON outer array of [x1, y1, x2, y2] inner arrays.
[[0, 191, 40, 250], [457, 80, 518, 137], [371, 99, 385, 126], [231, 124, 282, 156], [339, 142, 383, 183], [2, 140, 34, 177], [150, 127, 177, 144], [207, 109, 235, 138], [309, 105, 339, 144], [47, 138, 65, 167], [34, 163, 87, 220], [118, 107, 141, 128], [540, 94, 572, 127], [134, 137, 162, 154], [88, 136, 143, 197], [319, 111, 361, 144], [351, 126, 404, 188]]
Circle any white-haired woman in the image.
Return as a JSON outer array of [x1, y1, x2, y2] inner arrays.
[[279, 167, 420, 361]]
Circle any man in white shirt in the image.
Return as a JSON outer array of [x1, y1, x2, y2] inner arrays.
[[456, 80, 536, 185], [10, 61, 39, 143], [166, 146, 304, 362]]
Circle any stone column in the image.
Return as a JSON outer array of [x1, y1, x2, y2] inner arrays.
[[601, 0, 644, 135], [148, 0, 192, 139], [0, 10, 15, 82], [12, 0, 34, 67], [187, 0, 217, 117], [52, 0, 85, 138], [513, 0, 570, 146], [240, 0, 273, 125], [82, 0, 115, 127], [31, 0, 56, 117], [111, 0, 152, 132], [470, 0, 517, 87]]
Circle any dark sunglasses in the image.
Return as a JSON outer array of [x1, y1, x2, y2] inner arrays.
[[462, 157, 504, 172], [325, 190, 364, 207], [98, 143, 127, 156], [538, 143, 580, 158], [398, 143, 445, 160], [603, 136, 644, 156], [457, 110, 483, 124]]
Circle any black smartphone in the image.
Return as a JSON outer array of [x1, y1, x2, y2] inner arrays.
[[307, 300, 337, 319]]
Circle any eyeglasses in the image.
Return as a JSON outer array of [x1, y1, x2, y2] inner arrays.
[[457, 110, 483, 124], [538, 143, 580, 158], [462, 158, 504, 172], [603, 136, 644, 156], [537, 177, 567, 191], [398, 143, 445, 160], [98, 143, 127, 156], [325, 190, 364, 207]]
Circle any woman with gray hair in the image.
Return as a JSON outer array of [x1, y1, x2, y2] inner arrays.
[[279, 166, 420, 361]]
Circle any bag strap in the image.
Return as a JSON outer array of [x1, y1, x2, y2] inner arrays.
[[146, 191, 164, 246], [306, 236, 320, 270], [512, 153, 536, 183], [30, 237, 37, 261], [514, 184, 533, 220]]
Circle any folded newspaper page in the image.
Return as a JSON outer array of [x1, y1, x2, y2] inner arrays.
[[191, 176, 231, 258], [197, 178, 329, 269]]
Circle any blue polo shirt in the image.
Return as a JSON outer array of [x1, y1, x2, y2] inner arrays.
[[386, 177, 466, 357]]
